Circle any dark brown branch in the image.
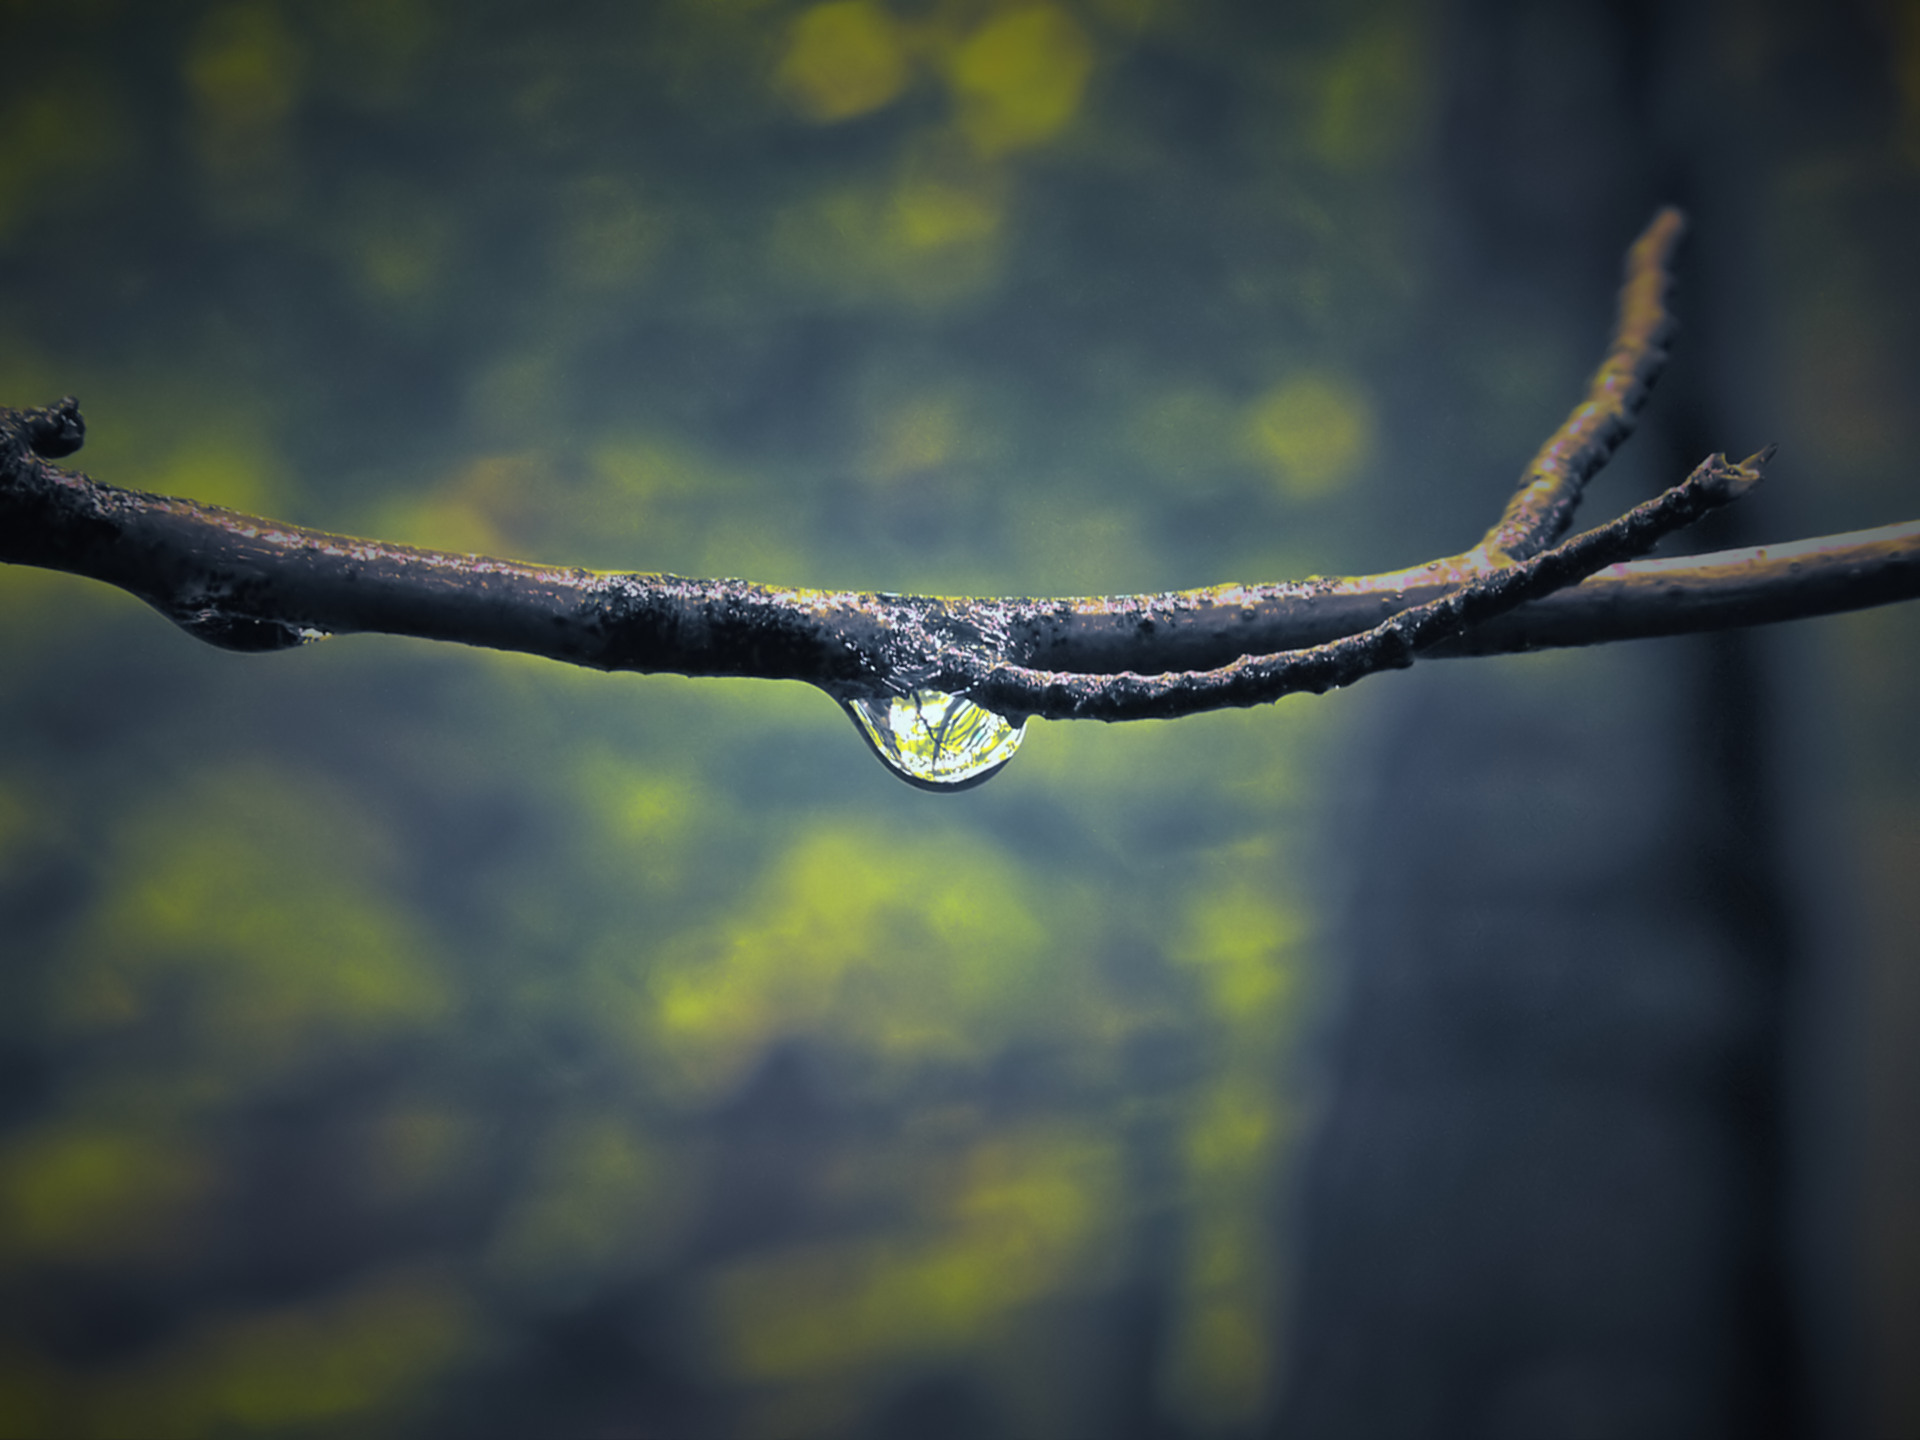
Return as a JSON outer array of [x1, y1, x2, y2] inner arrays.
[[3, 210, 1917, 734], [965, 448, 1766, 721], [1433, 518, 1920, 655], [994, 519, 1920, 673]]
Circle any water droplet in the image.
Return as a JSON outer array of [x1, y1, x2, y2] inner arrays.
[[842, 688, 1025, 792]]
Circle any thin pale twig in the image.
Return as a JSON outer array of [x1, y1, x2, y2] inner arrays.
[[1475, 207, 1686, 563]]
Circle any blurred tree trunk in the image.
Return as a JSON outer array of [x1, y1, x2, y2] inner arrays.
[[1274, 641, 1851, 1438], [1272, 1, 1867, 1435]]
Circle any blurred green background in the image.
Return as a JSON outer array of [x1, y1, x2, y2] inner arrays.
[[0, 1, 1916, 1436]]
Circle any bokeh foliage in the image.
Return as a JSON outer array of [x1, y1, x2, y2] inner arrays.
[[1, 1, 1917, 1437]]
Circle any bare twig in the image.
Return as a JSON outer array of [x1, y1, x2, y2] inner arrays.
[[1474, 207, 1686, 563], [2, 211, 1917, 743], [966, 448, 1767, 721]]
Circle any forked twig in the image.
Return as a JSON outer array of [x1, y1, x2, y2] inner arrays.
[[965, 448, 1767, 721], [2, 210, 1916, 749]]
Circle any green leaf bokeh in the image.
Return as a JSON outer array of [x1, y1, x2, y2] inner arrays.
[[2, 2, 1918, 1436]]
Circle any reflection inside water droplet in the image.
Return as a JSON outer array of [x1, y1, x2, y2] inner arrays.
[[843, 689, 1026, 792]]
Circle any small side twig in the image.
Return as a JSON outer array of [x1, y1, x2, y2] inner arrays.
[[966, 448, 1767, 721], [2, 212, 1916, 738], [1473, 207, 1686, 563]]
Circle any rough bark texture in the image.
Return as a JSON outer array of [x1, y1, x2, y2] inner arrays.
[[2, 389, 1914, 723]]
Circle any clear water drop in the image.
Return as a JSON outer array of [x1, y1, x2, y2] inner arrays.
[[842, 688, 1026, 792]]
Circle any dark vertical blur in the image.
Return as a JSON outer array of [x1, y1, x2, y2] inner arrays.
[[0, 2, 1914, 1437], [1278, 3, 1890, 1437]]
